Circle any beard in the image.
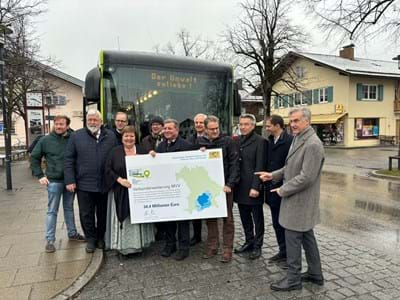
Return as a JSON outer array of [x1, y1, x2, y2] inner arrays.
[[87, 125, 100, 134]]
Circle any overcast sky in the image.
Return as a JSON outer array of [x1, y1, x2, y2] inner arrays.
[[35, 0, 399, 80]]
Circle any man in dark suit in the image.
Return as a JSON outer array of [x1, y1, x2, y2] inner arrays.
[[187, 113, 207, 246], [234, 114, 266, 260], [265, 115, 293, 265], [257, 107, 325, 291], [64, 109, 118, 253], [153, 119, 192, 261]]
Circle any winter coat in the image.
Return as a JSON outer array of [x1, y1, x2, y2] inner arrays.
[[30, 131, 71, 182], [234, 131, 266, 205], [272, 126, 324, 232], [265, 130, 293, 207], [64, 126, 118, 193]]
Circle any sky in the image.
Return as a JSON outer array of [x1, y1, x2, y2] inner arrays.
[[35, 0, 399, 81]]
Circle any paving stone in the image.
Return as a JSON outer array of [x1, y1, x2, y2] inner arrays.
[[0, 284, 32, 300], [13, 265, 56, 285]]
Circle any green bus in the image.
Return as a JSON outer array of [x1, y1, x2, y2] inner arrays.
[[84, 50, 241, 137]]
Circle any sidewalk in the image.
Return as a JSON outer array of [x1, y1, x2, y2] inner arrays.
[[0, 161, 99, 300]]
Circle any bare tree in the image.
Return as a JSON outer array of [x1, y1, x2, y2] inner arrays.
[[226, 0, 309, 116], [154, 28, 229, 61], [0, 0, 57, 142], [303, 0, 400, 43]]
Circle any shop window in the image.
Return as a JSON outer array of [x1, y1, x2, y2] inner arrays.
[[354, 118, 379, 139]]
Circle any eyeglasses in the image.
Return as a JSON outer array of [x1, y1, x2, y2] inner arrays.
[[207, 127, 219, 131], [116, 120, 127, 123]]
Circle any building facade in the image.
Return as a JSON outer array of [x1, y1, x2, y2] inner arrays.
[[271, 46, 400, 147], [0, 67, 84, 149]]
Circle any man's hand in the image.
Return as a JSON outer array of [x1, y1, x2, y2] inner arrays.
[[249, 188, 259, 198], [271, 187, 282, 197], [117, 177, 132, 188], [149, 150, 156, 157], [66, 183, 76, 193], [39, 176, 49, 186], [255, 171, 273, 182], [223, 185, 232, 193]]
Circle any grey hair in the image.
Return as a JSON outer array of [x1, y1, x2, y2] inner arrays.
[[239, 113, 256, 125], [194, 113, 207, 120], [86, 109, 102, 121], [164, 118, 179, 128], [289, 107, 311, 122], [204, 115, 219, 127]]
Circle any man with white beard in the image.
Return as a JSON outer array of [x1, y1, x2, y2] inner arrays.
[[65, 109, 118, 253]]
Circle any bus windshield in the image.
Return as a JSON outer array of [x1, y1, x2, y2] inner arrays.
[[103, 64, 230, 137]]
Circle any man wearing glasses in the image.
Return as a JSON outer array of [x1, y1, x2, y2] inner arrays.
[[199, 116, 240, 263], [113, 112, 128, 144]]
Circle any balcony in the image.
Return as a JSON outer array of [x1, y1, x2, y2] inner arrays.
[[395, 100, 400, 113]]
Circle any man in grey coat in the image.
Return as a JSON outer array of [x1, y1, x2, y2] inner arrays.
[[257, 107, 324, 291]]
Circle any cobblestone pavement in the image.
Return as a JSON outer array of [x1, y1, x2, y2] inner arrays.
[[76, 204, 400, 300]]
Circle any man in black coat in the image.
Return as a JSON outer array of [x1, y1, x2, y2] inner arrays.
[[153, 119, 192, 261], [64, 110, 118, 253], [265, 115, 293, 264], [199, 115, 240, 263], [234, 114, 266, 259], [141, 116, 164, 153], [186, 113, 207, 246]]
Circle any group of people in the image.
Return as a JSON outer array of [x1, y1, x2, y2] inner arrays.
[[30, 106, 325, 292]]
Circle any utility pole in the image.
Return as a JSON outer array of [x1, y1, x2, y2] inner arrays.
[[0, 24, 13, 190]]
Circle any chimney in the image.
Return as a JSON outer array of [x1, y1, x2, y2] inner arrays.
[[339, 44, 355, 60]]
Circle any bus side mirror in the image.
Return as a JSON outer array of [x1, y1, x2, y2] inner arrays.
[[84, 67, 101, 102], [233, 83, 241, 116]]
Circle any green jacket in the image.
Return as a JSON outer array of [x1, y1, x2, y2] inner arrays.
[[30, 131, 71, 182]]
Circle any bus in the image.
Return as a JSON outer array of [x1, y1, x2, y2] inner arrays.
[[84, 50, 241, 138]]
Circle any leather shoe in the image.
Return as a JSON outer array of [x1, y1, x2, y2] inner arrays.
[[161, 245, 177, 257], [220, 251, 232, 263], [202, 248, 218, 259], [97, 239, 105, 249], [234, 242, 253, 254], [301, 273, 324, 286], [270, 278, 302, 292], [268, 253, 286, 263], [249, 248, 261, 260], [174, 250, 189, 261], [85, 241, 96, 253], [190, 236, 201, 246]]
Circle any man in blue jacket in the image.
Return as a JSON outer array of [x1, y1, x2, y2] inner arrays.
[[31, 115, 85, 253], [64, 109, 118, 253]]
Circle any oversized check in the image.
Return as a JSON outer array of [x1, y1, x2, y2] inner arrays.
[[126, 149, 227, 224]]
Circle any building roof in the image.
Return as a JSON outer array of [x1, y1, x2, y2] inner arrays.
[[44, 65, 84, 88], [292, 51, 400, 78]]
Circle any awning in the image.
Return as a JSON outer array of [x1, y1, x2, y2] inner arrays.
[[256, 112, 347, 126]]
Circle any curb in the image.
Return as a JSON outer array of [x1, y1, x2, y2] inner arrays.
[[51, 249, 103, 300], [370, 170, 400, 181]]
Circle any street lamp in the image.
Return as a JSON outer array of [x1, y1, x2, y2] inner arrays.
[[0, 23, 13, 190]]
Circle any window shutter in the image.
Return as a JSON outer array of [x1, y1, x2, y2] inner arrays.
[[327, 86, 333, 103], [287, 95, 293, 107], [306, 90, 312, 105], [356, 83, 363, 101], [274, 96, 278, 109], [313, 89, 319, 104], [378, 85, 384, 101], [283, 95, 288, 108]]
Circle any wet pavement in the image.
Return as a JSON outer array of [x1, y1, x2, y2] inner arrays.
[[76, 146, 400, 300]]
